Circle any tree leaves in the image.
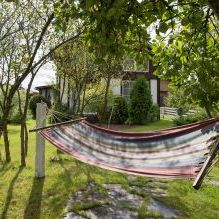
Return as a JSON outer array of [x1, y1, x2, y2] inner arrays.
[[158, 21, 169, 33]]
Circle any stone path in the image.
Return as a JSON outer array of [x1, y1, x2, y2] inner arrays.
[[64, 179, 181, 219]]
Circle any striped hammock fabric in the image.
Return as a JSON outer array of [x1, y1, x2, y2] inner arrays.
[[39, 118, 219, 179]]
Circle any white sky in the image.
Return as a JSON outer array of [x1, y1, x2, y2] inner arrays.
[[22, 62, 56, 91]]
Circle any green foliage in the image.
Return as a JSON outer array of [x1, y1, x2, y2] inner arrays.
[[147, 104, 160, 122], [29, 95, 50, 119], [9, 112, 22, 124], [153, 7, 219, 117], [167, 86, 192, 111], [129, 77, 153, 125], [83, 84, 115, 122], [0, 90, 28, 124], [111, 96, 128, 124], [173, 111, 208, 126]]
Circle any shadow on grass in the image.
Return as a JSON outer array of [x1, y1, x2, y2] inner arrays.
[[1, 166, 24, 219], [24, 178, 45, 219]]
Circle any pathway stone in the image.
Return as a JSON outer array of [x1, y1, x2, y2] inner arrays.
[[86, 206, 138, 219], [148, 198, 180, 218], [64, 212, 85, 219], [64, 181, 180, 219]]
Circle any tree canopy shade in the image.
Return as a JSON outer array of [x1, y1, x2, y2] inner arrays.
[[152, 1, 219, 117], [55, 0, 219, 60]]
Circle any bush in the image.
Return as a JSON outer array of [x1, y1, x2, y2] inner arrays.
[[83, 113, 99, 123], [173, 111, 208, 126], [9, 112, 23, 124], [29, 95, 51, 119], [111, 96, 128, 124], [129, 77, 153, 124], [148, 104, 160, 122]]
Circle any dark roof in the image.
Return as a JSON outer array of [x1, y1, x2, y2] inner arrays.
[[35, 85, 54, 90], [123, 70, 147, 74]]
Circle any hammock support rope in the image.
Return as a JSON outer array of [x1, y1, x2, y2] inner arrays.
[[32, 103, 219, 189]]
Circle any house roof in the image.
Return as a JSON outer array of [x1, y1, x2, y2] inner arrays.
[[35, 85, 54, 90]]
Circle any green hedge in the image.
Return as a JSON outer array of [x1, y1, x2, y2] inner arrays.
[[111, 96, 128, 124], [129, 77, 153, 124], [29, 95, 51, 119]]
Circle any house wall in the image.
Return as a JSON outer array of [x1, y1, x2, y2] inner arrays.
[[160, 80, 169, 92], [59, 77, 69, 105], [111, 78, 159, 105], [110, 79, 122, 95], [38, 88, 55, 104], [150, 79, 158, 104]]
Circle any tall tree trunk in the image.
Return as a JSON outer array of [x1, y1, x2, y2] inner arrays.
[[102, 75, 111, 121], [80, 84, 87, 115], [20, 121, 26, 166], [60, 75, 66, 104], [2, 119, 11, 162], [17, 90, 26, 166], [205, 105, 212, 118], [24, 122, 28, 156]]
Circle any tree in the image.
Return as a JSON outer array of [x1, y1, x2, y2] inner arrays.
[[129, 77, 153, 124], [53, 39, 99, 114], [152, 5, 219, 117], [99, 56, 123, 120], [0, 0, 83, 162], [111, 96, 128, 124]]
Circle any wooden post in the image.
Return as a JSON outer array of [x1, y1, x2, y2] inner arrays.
[[35, 102, 47, 178], [193, 137, 219, 189]]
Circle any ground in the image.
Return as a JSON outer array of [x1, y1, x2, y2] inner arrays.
[[0, 119, 219, 219]]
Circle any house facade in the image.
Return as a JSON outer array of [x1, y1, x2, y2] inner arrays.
[[36, 61, 169, 109], [35, 85, 55, 104], [110, 61, 169, 106]]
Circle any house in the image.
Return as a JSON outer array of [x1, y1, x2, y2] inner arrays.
[[35, 85, 55, 104], [110, 61, 169, 106], [48, 60, 169, 110]]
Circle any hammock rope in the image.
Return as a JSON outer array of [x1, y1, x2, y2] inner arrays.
[[35, 116, 219, 188]]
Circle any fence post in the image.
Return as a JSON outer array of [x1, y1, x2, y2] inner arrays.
[[35, 102, 47, 178]]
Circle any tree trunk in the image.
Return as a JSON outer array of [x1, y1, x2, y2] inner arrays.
[[204, 105, 212, 118], [20, 121, 26, 166], [2, 119, 11, 162], [80, 84, 87, 115], [102, 76, 111, 121], [24, 122, 28, 156], [60, 74, 66, 103]]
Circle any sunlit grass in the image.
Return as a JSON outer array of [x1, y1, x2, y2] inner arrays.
[[123, 119, 174, 132]]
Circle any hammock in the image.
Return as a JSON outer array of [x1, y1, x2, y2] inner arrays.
[[38, 118, 219, 188]]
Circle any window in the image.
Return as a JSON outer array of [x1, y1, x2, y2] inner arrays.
[[121, 80, 135, 101]]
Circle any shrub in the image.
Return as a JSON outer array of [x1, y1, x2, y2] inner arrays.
[[177, 107, 188, 116], [148, 104, 160, 122], [111, 96, 128, 124], [129, 77, 153, 124], [173, 111, 208, 126], [29, 95, 51, 119], [9, 112, 22, 124]]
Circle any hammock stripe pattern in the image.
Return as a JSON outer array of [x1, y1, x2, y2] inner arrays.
[[39, 118, 219, 178]]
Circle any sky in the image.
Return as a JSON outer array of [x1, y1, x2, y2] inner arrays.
[[22, 62, 56, 91]]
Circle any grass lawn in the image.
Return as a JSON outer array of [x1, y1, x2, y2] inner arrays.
[[123, 118, 174, 132], [0, 119, 219, 218]]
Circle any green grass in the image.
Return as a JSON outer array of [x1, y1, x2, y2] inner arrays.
[[123, 118, 174, 132], [0, 119, 219, 219]]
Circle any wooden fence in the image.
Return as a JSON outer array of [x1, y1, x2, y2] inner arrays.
[[160, 107, 196, 117]]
